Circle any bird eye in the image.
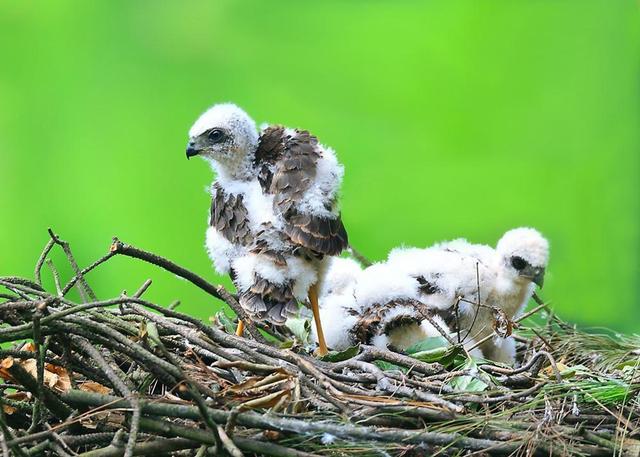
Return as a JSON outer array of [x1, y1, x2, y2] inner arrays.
[[207, 129, 225, 143], [510, 256, 527, 271]]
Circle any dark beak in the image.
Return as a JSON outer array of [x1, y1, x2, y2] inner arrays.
[[186, 141, 199, 160], [520, 265, 546, 288], [532, 268, 545, 288]]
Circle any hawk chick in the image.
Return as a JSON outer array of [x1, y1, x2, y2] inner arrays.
[[314, 228, 549, 365], [186, 103, 349, 355]]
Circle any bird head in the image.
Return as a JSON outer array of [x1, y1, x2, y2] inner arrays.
[[186, 103, 259, 172], [496, 228, 549, 287]]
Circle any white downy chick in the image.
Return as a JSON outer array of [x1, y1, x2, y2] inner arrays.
[[384, 228, 549, 364], [346, 260, 481, 355], [481, 227, 548, 363]]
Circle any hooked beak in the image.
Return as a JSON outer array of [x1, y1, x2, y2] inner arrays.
[[520, 266, 545, 288], [186, 141, 199, 160], [532, 268, 545, 288]]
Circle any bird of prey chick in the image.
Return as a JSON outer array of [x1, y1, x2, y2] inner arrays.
[[314, 258, 480, 356], [186, 103, 348, 356], [314, 228, 549, 365], [385, 227, 549, 364]]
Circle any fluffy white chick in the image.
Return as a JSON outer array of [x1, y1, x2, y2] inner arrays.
[[374, 249, 491, 354], [481, 227, 548, 363], [386, 228, 549, 364], [352, 261, 481, 355], [314, 255, 484, 357], [187, 103, 349, 355]]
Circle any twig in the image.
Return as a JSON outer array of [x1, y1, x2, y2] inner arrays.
[[467, 302, 548, 354], [348, 245, 373, 267], [70, 337, 140, 457], [358, 345, 442, 376], [76, 438, 200, 457], [34, 238, 55, 286], [48, 228, 97, 302], [60, 251, 116, 297], [109, 237, 264, 342], [46, 259, 63, 296]]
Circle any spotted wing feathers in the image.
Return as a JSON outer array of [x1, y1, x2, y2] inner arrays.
[[210, 184, 252, 246], [238, 276, 298, 325], [256, 126, 348, 256]]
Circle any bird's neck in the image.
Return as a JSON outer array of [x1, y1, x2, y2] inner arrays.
[[493, 268, 532, 319], [211, 149, 257, 183]]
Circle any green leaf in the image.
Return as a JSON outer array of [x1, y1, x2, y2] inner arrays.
[[450, 375, 489, 392], [320, 345, 360, 362], [616, 359, 640, 370], [279, 340, 294, 349], [285, 317, 311, 344], [448, 358, 489, 392], [412, 346, 463, 365], [406, 336, 449, 354], [405, 336, 463, 365], [581, 380, 632, 405], [374, 360, 407, 372], [214, 311, 237, 335]]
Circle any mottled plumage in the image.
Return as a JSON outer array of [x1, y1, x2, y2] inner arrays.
[[209, 183, 252, 246], [188, 104, 348, 337], [255, 126, 348, 257]]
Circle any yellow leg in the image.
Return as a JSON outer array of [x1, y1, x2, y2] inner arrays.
[[309, 283, 328, 356], [235, 320, 245, 337]]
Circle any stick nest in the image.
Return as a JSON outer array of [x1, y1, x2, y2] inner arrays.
[[1, 231, 639, 457]]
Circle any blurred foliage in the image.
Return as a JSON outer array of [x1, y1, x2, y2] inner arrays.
[[0, 1, 638, 330]]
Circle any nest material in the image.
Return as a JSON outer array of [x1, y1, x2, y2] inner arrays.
[[0, 231, 639, 457]]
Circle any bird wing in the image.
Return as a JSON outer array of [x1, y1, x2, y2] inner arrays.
[[255, 126, 348, 256], [238, 276, 298, 325], [209, 183, 252, 246]]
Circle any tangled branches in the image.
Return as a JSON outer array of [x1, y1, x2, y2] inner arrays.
[[0, 231, 639, 456]]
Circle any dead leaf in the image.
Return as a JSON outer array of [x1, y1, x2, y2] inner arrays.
[[263, 430, 281, 441], [0, 357, 15, 381], [21, 359, 37, 378], [79, 381, 111, 395], [227, 377, 262, 394], [1, 357, 14, 370], [80, 410, 125, 430], [2, 404, 17, 415], [241, 390, 290, 410], [21, 342, 36, 352], [46, 364, 71, 392], [543, 362, 569, 378], [1, 355, 71, 393]]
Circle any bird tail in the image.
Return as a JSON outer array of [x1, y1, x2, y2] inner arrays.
[[238, 276, 298, 325]]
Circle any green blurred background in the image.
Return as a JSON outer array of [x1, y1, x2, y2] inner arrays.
[[1, 1, 638, 331]]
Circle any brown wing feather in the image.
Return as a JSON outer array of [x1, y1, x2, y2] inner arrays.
[[238, 276, 298, 325], [254, 126, 286, 191], [351, 300, 421, 345], [209, 183, 252, 246], [351, 300, 450, 347], [257, 127, 348, 256]]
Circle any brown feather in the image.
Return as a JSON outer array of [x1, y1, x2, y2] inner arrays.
[[238, 275, 298, 325], [254, 127, 348, 256], [209, 184, 252, 246]]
